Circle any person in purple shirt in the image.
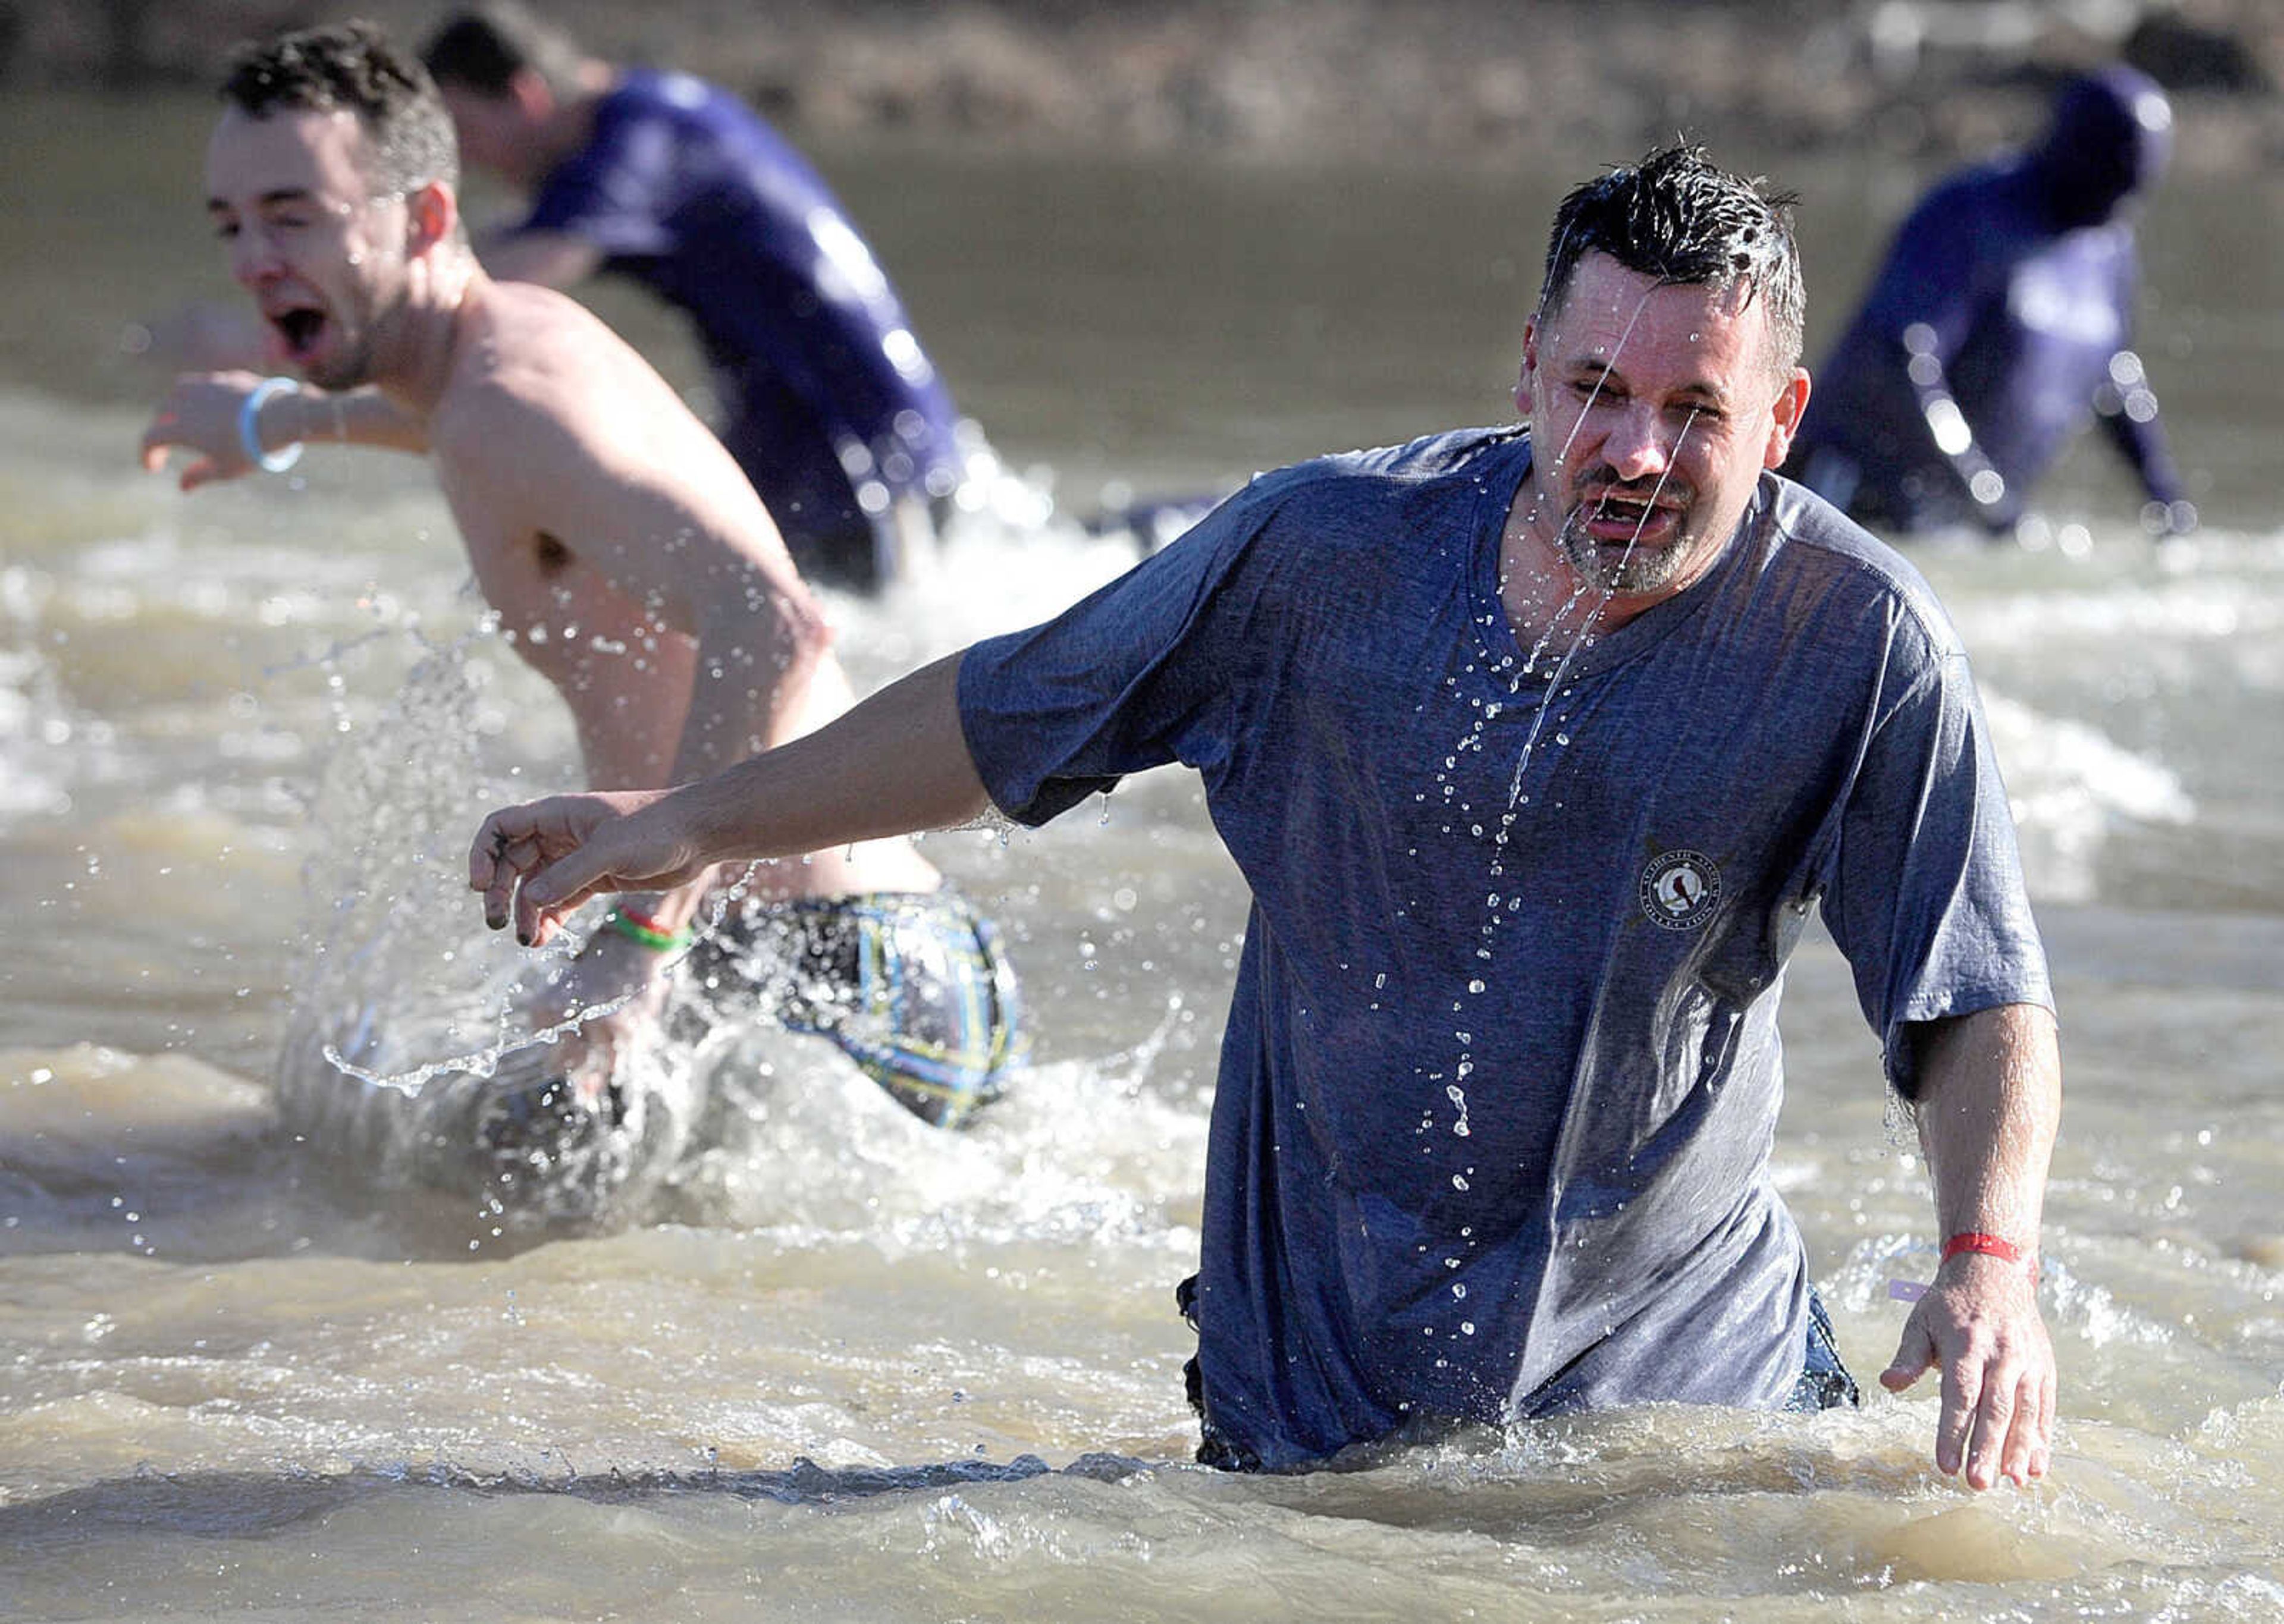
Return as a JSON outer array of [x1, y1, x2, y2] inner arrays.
[[1784, 65, 2196, 541], [421, 3, 974, 590]]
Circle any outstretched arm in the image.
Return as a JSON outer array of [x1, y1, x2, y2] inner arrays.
[[470, 652, 989, 944], [1882, 1001, 2062, 1489], [140, 370, 428, 490], [2092, 349, 2196, 535], [478, 228, 605, 290]]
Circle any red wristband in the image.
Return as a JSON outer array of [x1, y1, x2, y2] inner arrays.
[[1941, 1231, 2040, 1283]]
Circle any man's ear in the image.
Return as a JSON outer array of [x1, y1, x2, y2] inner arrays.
[[406, 179, 460, 257], [1764, 367, 1811, 469], [1514, 315, 1542, 419]]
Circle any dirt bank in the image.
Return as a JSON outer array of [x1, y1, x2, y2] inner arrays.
[[5, 0, 2279, 171]]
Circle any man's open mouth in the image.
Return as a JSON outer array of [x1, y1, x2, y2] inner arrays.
[[1582, 491, 1684, 539], [270, 306, 327, 360]]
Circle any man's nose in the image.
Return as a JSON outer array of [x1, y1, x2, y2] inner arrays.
[[1602, 404, 1672, 481], [229, 227, 284, 288]]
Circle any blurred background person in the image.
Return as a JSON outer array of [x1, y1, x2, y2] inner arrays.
[[416, 1, 979, 592], [1784, 64, 2197, 542]]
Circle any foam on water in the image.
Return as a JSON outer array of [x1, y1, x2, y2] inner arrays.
[[825, 486, 1158, 680], [1943, 523, 2284, 650], [1913, 520, 2284, 909]]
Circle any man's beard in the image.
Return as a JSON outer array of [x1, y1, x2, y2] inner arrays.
[[300, 324, 376, 394], [1554, 480, 1704, 595]]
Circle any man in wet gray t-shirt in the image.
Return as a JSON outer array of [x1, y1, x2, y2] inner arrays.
[[471, 145, 2063, 1492], [958, 422, 2051, 1472]]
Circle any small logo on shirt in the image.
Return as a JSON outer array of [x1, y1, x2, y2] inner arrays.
[[1640, 849, 1723, 931]]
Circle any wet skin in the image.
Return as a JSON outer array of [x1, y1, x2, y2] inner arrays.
[[1500, 252, 1809, 639]]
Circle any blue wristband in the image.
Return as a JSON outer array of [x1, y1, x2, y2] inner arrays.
[[239, 376, 305, 473]]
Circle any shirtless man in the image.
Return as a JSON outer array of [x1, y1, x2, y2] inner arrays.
[[141, 23, 1021, 1161]]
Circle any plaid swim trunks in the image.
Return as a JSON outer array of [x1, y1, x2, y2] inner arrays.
[[689, 890, 1025, 1128]]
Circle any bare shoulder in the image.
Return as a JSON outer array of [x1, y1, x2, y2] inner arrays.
[[447, 285, 721, 461], [425, 280, 787, 568], [432, 285, 683, 479], [443, 285, 633, 418]]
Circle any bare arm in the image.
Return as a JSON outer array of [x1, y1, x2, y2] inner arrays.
[[1881, 1001, 2061, 1490], [140, 370, 427, 490], [470, 652, 989, 943], [477, 228, 605, 290]]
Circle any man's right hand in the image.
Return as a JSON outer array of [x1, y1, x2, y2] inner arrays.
[[140, 371, 268, 491], [470, 788, 707, 947]]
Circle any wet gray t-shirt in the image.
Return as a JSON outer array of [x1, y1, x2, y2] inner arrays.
[[958, 427, 2050, 1470]]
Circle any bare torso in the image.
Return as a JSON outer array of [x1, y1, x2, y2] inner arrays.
[[425, 279, 938, 900]]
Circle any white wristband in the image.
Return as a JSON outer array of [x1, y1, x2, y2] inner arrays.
[[239, 376, 305, 473]]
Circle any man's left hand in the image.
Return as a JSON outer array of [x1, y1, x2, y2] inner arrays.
[[470, 788, 699, 947], [1880, 1250, 2055, 1489]]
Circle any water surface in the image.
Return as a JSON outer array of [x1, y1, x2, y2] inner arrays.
[[3, 89, 2282, 1620]]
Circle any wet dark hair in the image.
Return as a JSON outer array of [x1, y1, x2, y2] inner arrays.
[[1538, 142, 1805, 373], [421, 2, 585, 100], [221, 19, 459, 200]]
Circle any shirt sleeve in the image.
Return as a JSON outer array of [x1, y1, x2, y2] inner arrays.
[[956, 478, 1295, 826], [1819, 636, 2053, 1098], [521, 106, 676, 258]]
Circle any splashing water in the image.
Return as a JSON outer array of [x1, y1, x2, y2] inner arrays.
[[265, 630, 757, 1231], [1438, 286, 1696, 1141], [258, 603, 1173, 1241]]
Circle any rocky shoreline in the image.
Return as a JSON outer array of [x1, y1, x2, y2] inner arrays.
[[5, 0, 2279, 171]]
